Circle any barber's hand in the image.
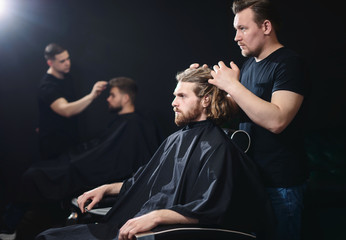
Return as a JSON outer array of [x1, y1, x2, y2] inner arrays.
[[189, 63, 208, 69], [90, 81, 108, 99], [77, 185, 106, 213], [118, 211, 159, 240], [209, 61, 240, 91]]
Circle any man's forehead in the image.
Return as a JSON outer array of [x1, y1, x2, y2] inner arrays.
[[174, 81, 196, 93], [54, 50, 69, 60], [110, 87, 120, 93], [234, 8, 254, 27]]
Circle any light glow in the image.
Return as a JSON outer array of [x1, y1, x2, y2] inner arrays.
[[0, 0, 16, 20], [0, 0, 7, 17]]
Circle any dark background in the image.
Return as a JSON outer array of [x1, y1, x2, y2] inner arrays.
[[0, 0, 345, 238]]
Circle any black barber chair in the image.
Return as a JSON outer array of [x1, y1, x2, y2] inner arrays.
[[67, 129, 256, 239]]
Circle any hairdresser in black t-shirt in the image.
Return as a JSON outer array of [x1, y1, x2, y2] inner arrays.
[[38, 43, 107, 160], [192, 1, 310, 240]]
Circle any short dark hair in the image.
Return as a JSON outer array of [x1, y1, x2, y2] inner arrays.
[[109, 77, 138, 104], [176, 67, 235, 125], [44, 43, 66, 60], [232, 0, 281, 33]]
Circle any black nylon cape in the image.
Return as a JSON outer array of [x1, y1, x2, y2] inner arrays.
[[20, 112, 162, 202], [36, 120, 275, 240]]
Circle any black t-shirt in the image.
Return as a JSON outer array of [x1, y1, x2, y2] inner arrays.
[[239, 47, 310, 187], [37, 73, 79, 159]]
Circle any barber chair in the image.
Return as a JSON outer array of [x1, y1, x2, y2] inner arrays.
[[67, 129, 256, 239]]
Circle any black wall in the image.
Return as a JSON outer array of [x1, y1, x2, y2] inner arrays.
[[0, 0, 345, 204]]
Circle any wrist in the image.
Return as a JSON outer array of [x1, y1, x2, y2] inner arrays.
[[89, 92, 97, 100], [226, 80, 241, 97], [101, 184, 112, 195], [151, 210, 163, 225]]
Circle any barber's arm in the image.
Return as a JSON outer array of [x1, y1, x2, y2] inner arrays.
[[119, 209, 198, 240], [210, 61, 303, 134], [50, 81, 107, 117], [77, 182, 123, 213]]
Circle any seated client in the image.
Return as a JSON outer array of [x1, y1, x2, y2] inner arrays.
[[1, 77, 162, 239]]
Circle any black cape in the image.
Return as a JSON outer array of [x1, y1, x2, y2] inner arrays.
[[36, 120, 275, 240], [20, 112, 162, 202]]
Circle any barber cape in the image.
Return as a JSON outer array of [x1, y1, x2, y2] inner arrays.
[[37, 120, 274, 240], [20, 112, 162, 202]]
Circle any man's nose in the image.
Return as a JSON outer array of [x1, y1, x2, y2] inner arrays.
[[171, 97, 177, 107], [234, 31, 241, 42]]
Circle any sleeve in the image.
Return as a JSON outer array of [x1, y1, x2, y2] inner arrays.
[[39, 83, 65, 106], [273, 55, 308, 96]]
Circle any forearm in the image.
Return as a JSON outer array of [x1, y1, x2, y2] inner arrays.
[[50, 94, 95, 117], [103, 182, 123, 196], [150, 209, 198, 225], [119, 209, 198, 240], [78, 182, 123, 213], [227, 81, 292, 133]]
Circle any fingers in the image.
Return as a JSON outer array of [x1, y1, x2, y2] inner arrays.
[[77, 192, 97, 213], [189, 63, 199, 69], [86, 199, 98, 211], [218, 61, 227, 68], [91, 81, 107, 98], [189, 63, 209, 69], [230, 61, 239, 71], [77, 194, 87, 213], [98, 80, 108, 85], [212, 64, 220, 72], [95, 81, 108, 91], [212, 61, 227, 73], [210, 69, 216, 81], [119, 220, 138, 240], [98, 81, 108, 88]]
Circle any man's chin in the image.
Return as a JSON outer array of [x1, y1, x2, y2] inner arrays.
[[175, 118, 188, 127], [175, 121, 186, 127]]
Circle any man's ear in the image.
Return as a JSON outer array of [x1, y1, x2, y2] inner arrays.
[[47, 60, 53, 67], [201, 95, 211, 108], [122, 94, 130, 105], [262, 20, 272, 35]]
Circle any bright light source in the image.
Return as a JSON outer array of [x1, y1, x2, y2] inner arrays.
[[0, 0, 10, 18]]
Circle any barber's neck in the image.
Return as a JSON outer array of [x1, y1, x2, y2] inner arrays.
[[47, 67, 65, 79], [118, 105, 135, 115], [255, 40, 283, 62]]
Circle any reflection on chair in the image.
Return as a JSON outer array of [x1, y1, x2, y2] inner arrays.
[[222, 128, 251, 153], [135, 224, 256, 240]]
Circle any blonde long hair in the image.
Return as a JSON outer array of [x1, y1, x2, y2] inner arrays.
[[176, 67, 235, 125]]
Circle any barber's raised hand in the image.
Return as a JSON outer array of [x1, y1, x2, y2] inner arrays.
[[77, 185, 107, 213], [90, 81, 108, 99], [118, 211, 159, 240], [209, 61, 240, 92]]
